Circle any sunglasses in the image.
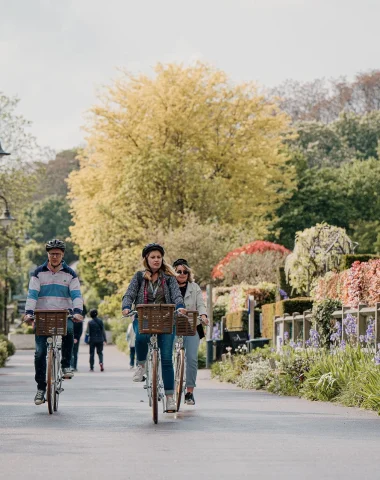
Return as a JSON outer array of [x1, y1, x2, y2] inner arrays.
[[176, 270, 188, 275]]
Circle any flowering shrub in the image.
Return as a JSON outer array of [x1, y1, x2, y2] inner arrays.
[[313, 259, 380, 307], [212, 241, 290, 280]]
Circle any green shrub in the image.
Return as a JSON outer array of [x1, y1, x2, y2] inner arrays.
[[0, 335, 16, 357], [0, 340, 9, 367], [312, 299, 342, 348], [115, 332, 129, 354], [340, 254, 380, 271]]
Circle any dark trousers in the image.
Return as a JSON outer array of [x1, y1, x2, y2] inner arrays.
[[89, 342, 104, 369], [129, 346, 136, 367], [34, 319, 74, 391], [71, 339, 80, 369]]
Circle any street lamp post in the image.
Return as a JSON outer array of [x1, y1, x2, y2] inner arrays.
[[0, 195, 15, 335], [0, 140, 15, 334]]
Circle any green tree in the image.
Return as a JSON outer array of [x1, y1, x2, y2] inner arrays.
[[68, 62, 294, 286], [24, 196, 77, 265]]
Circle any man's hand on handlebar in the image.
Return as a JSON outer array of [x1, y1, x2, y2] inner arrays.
[[23, 314, 34, 324], [73, 314, 83, 322], [122, 309, 130, 317], [177, 308, 187, 316]]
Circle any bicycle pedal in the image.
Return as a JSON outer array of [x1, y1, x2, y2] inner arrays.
[[143, 385, 148, 389], [142, 375, 146, 381]]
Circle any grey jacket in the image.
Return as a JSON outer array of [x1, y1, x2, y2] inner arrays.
[[183, 282, 207, 318], [122, 271, 185, 311]]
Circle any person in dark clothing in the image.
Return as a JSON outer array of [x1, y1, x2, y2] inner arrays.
[[86, 308, 107, 372], [71, 304, 87, 371]]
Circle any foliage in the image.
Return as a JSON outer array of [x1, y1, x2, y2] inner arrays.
[[68, 62, 294, 287], [212, 341, 380, 414], [0, 334, 16, 357], [340, 254, 380, 271], [314, 258, 380, 307], [198, 339, 206, 369], [154, 213, 250, 285], [285, 223, 354, 295], [270, 71, 380, 123], [23, 196, 77, 265], [212, 240, 290, 281], [33, 150, 79, 201], [311, 299, 342, 348]]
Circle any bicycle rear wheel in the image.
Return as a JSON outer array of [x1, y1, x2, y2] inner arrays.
[[47, 349, 54, 414], [175, 348, 185, 412], [152, 349, 158, 424]]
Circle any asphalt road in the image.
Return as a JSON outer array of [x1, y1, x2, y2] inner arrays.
[[0, 345, 379, 480]]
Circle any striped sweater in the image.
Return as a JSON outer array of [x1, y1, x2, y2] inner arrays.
[[25, 261, 83, 316]]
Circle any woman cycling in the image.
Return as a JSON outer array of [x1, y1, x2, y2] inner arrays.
[[122, 243, 186, 412], [173, 258, 208, 406]]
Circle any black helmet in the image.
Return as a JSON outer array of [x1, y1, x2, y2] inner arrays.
[[142, 243, 165, 258], [173, 258, 190, 268], [46, 239, 66, 252]]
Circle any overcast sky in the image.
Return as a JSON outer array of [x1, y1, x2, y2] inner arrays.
[[1, 0, 380, 152]]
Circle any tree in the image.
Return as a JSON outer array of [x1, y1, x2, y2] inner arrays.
[[68, 62, 294, 286], [285, 223, 355, 295], [33, 149, 79, 201], [24, 196, 77, 265]]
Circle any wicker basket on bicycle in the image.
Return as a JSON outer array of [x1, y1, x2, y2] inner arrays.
[[35, 310, 68, 336], [136, 304, 175, 334], [176, 310, 198, 336]]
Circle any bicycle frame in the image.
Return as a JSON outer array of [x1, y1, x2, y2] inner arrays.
[[46, 333, 64, 414], [144, 334, 166, 423]]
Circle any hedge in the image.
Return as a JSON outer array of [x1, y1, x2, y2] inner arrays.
[[340, 254, 380, 271], [262, 297, 313, 340]]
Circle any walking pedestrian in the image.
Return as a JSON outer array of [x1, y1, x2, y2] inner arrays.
[[71, 305, 87, 371], [126, 320, 136, 369], [86, 308, 107, 372]]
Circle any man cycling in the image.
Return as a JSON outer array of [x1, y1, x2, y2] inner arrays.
[[23, 239, 84, 406]]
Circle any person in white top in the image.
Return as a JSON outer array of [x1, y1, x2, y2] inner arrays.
[[173, 259, 208, 406]]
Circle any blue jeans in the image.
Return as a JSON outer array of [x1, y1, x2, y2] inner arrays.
[[35, 319, 74, 391], [129, 346, 136, 367], [133, 318, 175, 394], [183, 334, 200, 388], [71, 339, 80, 369]]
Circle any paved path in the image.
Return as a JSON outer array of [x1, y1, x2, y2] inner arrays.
[[0, 345, 379, 480]]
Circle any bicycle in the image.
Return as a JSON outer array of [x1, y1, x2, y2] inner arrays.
[[123, 304, 175, 424], [174, 311, 205, 412], [34, 309, 71, 415]]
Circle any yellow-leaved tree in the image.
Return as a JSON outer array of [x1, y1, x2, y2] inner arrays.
[[68, 62, 294, 288]]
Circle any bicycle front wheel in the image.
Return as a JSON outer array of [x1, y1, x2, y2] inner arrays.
[[152, 349, 158, 424], [54, 352, 61, 412], [47, 349, 54, 414], [175, 348, 185, 412]]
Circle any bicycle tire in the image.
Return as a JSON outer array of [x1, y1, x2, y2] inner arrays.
[[175, 349, 185, 412], [47, 348, 54, 414], [53, 353, 60, 412], [152, 349, 158, 424]]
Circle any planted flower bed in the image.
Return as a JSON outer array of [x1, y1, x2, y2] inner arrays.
[[212, 313, 380, 414]]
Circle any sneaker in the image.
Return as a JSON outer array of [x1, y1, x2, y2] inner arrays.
[[185, 392, 195, 405], [62, 368, 74, 379], [100, 363, 104, 372], [89, 368, 94, 372], [133, 364, 146, 382], [166, 396, 176, 412], [129, 365, 134, 370], [34, 390, 45, 405]]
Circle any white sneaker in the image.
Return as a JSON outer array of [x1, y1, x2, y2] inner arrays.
[[133, 364, 145, 382], [166, 396, 176, 412]]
